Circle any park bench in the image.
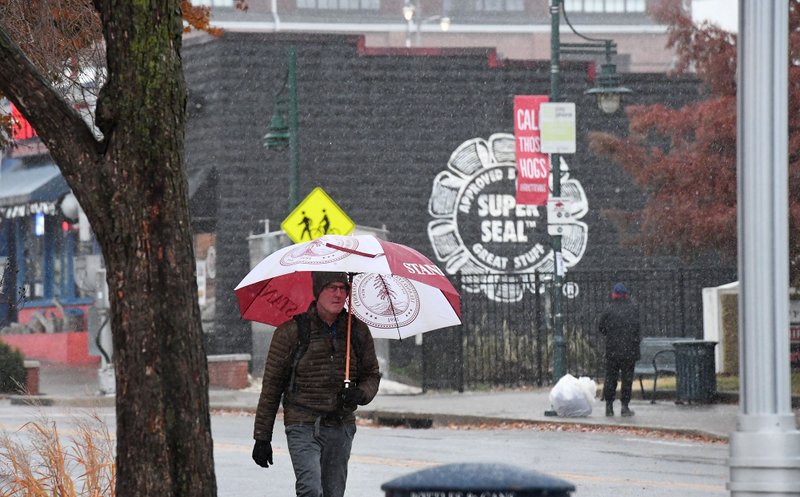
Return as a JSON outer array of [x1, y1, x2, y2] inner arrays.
[[634, 337, 695, 403]]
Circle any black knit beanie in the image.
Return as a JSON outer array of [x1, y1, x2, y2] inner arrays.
[[312, 272, 350, 299]]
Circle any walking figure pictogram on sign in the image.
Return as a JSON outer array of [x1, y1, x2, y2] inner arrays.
[[299, 211, 313, 240]]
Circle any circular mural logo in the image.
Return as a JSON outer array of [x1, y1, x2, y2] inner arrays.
[[351, 274, 420, 329], [280, 235, 359, 266], [427, 133, 589, 302]]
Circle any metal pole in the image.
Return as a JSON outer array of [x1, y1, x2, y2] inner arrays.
[[415, 3, 422, 47], [287, 47, 299, 210], [729, 1, 800, 495], [549, 0, 566, 382]]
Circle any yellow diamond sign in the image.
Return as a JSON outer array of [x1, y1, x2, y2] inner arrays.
[[281, 187, 355, 243]]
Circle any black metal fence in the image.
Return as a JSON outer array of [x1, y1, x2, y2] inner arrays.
[[420, 267, 736, 391]]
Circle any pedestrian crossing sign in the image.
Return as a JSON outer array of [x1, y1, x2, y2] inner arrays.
[[281, 187, 356, 243]]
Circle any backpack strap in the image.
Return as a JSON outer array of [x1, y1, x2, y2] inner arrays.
[[288, 313, 311, 394]]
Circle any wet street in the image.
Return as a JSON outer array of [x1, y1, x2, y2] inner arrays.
[[0, 405, 724, 497]]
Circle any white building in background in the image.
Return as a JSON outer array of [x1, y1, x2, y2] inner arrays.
[[196, 0, 702, 73]]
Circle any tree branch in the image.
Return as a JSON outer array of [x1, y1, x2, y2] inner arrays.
[[0, 26, 103, 180]]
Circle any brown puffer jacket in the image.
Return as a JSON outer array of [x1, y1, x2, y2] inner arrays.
[[253, 304, 381, 442]]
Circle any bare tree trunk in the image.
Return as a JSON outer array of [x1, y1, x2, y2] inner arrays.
[[0, 1, 217, 495]]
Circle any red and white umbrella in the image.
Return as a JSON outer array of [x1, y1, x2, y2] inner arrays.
[[235, 234, 462, 340]]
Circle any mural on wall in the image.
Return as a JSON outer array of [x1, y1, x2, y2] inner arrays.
[[427, 133, 588, 302]]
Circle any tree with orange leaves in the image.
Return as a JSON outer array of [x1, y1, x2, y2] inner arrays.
[[590, 1, 800, 284], [0, 2, 241, 496]]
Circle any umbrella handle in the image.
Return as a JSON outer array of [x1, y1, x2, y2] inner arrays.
[[345, 274, 353, 384]]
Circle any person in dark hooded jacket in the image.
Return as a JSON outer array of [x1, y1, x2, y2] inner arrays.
[[251, 271, 381, 497], [598, 282, 641, 417]]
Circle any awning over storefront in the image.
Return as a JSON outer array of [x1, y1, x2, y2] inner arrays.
[[0, 165, 70, 219]]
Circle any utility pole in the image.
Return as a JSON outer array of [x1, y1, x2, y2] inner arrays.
[[264, 47, 300, 211], [729, 1, 800, 495], [549, 0, 566, 382]]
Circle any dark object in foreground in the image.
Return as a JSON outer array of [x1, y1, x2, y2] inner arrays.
[[381, 462, 575, 497]]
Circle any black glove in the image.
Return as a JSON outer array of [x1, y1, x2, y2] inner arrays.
[[339, 386, 366, 410], [252, 440, 273, 468]]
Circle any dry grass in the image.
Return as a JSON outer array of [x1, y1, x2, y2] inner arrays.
[[0, 411, 115, 497]]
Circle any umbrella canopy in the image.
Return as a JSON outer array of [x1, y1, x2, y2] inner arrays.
[[235, 234, 461, 339]]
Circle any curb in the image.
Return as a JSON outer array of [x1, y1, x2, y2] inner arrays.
[[9, 395, 115, 408], [357, 410, 730, 442], [7, 393, 254, 410]]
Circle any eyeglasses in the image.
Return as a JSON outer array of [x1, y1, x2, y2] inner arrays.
[[323, 283, 349, 294]]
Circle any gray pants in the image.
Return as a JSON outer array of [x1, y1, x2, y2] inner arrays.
[[285, 423, 356, 497]]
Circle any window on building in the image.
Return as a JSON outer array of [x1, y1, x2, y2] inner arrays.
[[474, 0, 524, 10], [564, 0, 645, 12], [193, 0, 234, 6], [297, 0, 380, 8], [606, 0, 625, 12]]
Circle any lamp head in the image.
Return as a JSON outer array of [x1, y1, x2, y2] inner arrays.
[[584, 62, 632, 114], [264, 109, 289, 150], [402, 2, 415, 21], [60, 193, 80, 221]]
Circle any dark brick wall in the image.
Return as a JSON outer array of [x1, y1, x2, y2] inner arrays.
[[183, 32, 710, 355]]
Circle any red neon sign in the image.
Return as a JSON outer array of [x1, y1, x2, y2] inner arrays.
[[10, 103, 37, 141]]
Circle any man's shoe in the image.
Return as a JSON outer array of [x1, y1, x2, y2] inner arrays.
[[621, 405, 635, 417], [605, 402, 614, 417]]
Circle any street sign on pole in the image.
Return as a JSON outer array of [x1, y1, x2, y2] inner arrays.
[[281, 187, 355, 243], [539, 102, 576, 154], [547, 197, 573, 236]]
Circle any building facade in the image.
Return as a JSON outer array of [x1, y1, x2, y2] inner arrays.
[[201, 0, 684, 72], [182, 31, 720, 359], [0, 104, 90, 330]]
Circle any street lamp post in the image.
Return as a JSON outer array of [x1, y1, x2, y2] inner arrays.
[[548, 0, 631, 383], [264, 46, 300, 211], [402, 0, 451, 48]]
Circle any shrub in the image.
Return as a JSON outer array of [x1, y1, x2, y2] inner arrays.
[[0, 341, 26, 393]]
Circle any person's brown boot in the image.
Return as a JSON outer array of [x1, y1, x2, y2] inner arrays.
[[621, 404, 635, 417], [605, 402, 614, 417]]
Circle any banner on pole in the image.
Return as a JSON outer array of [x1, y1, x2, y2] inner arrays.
[[513, 95, 550, 206]]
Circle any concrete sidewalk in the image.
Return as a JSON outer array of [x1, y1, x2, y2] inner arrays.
[[21, 361, 800, 441]]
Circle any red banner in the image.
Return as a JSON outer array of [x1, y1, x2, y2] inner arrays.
[[10, 103, 37, 141], [513, 95, 550, 206]]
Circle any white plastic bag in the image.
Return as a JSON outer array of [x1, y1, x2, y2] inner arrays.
[[548, 374, 597, 417]]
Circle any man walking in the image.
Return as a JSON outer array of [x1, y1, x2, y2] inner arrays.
[[252, 271, 382, 497], [598, 282, 641, 417]]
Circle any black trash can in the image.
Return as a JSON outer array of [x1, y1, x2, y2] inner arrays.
[[381, 463, 575, 497], [673, 340, 717, 404]]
